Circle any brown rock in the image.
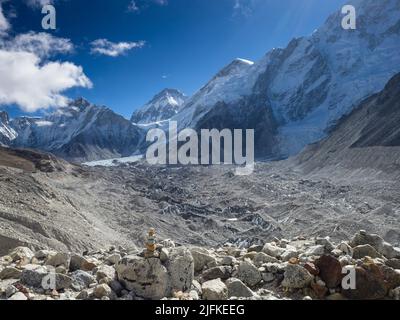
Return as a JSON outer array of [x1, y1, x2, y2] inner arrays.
[[315, 255, 342, 289], [311, 282, 328, 299], [342, 263, 388, 300], [304, 262, 319, 276]]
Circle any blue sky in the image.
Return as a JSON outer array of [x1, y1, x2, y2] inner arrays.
[[2, 0, 346, 119]]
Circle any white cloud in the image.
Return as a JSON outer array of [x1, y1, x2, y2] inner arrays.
[[0, 4, 91, 112], [127, 0, 168, 13], [25, 0, 54, 8], [233, 0, 253, 18], [0, 49, 92, 112], [3, 32, 73, 58], [90, 38, 145, 57], [0, 2, 10, 33], [127, 1, 139, 12]]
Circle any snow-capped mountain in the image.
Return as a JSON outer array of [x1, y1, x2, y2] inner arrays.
[[0, 111, 17, 146], [10, 98, 145, 162], [131, 89, 187, 124], [172, 0, 400, 159]]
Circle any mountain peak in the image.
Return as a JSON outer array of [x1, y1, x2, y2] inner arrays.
[[69, 97, 92, 110], [0, 111, 9, 124], [131, 88, 187, 124]]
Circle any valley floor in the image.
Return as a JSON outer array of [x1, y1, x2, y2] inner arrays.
[[1, 156, 399, 255]]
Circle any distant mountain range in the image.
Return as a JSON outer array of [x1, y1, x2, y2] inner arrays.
[[1, 0, 399, 163]]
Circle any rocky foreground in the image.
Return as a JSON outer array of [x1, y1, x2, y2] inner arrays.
[[1, 230, 400, 301]]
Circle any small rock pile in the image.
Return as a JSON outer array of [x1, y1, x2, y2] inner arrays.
[[1, 230, 400, 300]]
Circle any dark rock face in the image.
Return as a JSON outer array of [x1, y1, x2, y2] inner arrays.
[[294, 73, 400, 178], [315, 255, 343, 289], [342, 263, 388, 300], [9, 99, 145, 163]]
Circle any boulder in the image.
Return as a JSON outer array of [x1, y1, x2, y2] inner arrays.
[[201, 266, 232, 282], [315, 255, 343, 289], [380, 265, 400, 289], [342, 262, 387, 300], [202, 279, 228, 300], [352, 244, 383, 259], [221, 256, 236, 266], [46, 252, 71, 269], [237, 260, 262, 287], [386, 258, 400, 270], [316, 237, 335, 252], [304, 262, 319, 276], [262, 243, 285, 258], [159, 248, 169, 263], [226, 278, 255, 298], [9, 247, 34, 262], [106, 253, 121, 265], [8, 292, 28, 301], [165, 247, 194, 293], [54, 274, 73, 290], [116, 256, 169, 300], [190, 247, 217, 272], [94, 284, 112, 299], [281, 249, 299, 262], [0, 267, 22, 280], [281, 264, 313, 289], [21, 265, 48, 287], [96, 264, 116, 283], [350, 231, 400, 259], [305, 245, 325, 257], [70, 254, 99, 272], [71, 270, 96, 291], [253, 252, 279, 266]]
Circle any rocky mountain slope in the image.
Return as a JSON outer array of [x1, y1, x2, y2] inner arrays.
[[6, 98, 145, 163], [293, 72, 400, 179], [1, 1, 399, 164], [171, 0, 400, 159], [131, 89, 187, 124], [0, 112, 17, 147]]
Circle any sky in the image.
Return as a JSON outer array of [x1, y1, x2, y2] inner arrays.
[[0, 0, 346, 119]]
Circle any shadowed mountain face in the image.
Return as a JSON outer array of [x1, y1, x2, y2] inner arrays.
[[171, 0, 400, 159], [7, 99, 145, 163], [0, 111, 17, 146], [294, 73, 400, 178]]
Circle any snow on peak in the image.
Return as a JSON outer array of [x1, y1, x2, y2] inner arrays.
[[131, 88, 187, 124]]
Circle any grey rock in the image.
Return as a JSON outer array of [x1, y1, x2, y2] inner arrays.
[[253, 252, 279, 266], [46, 252, 71, 269], [202, 279, 228, 300], [237, 260, 262, 287], [262, 243, 285, 258], [282, 264, 313, 289], [201, 266, 232, 281], [116, 256, 169, 299], [190, 247, 217, 273], [226, 278, 255, 298], [9, 247, 34, 262], [94, 284, 112, 299], [71, 270, 96, 291], [0, 267, 22, 280], [165, 247, 194, 294], [352, 244, 383, 259]]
